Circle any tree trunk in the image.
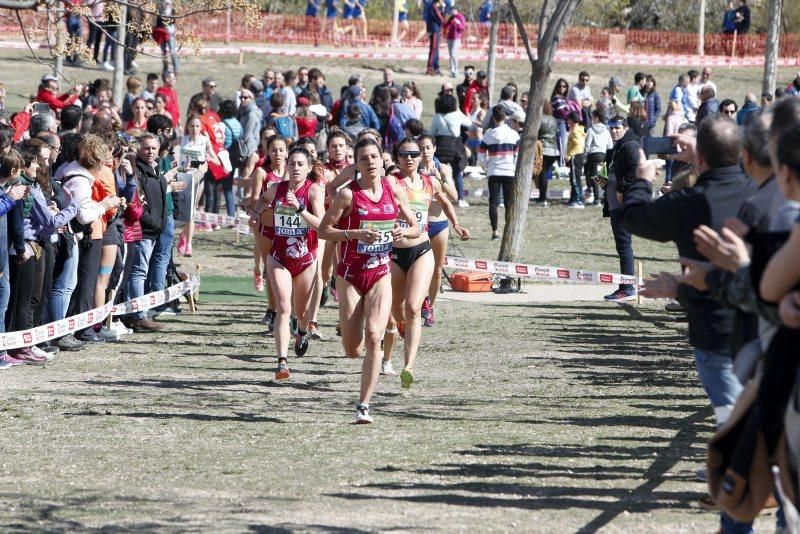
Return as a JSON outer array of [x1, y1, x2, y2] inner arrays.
[[498, 0, 583, 263], [487, 5, 499, 104], [763, 0, 782, 97], [390, 0, 399, 42], [113, 5, 128, 108], [697, 0, 706, 56], [53, 0, 64, 76]]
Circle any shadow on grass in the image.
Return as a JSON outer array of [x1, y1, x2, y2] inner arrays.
[[66, 409, 285, 423]]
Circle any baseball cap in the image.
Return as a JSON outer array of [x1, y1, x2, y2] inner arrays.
[[41, 74, 58, 83], [477, 70, 487, 79]]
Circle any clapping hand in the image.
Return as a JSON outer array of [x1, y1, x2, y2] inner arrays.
[[679, 257, 711, 291], [639, 271, 680, 299]]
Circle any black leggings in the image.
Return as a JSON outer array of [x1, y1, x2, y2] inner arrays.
[[68, 238, 102, 318], [488, 175, 515, 232], [537, 155, 559, 201], [7, 250, 44, 332], [34, 240, 55, 327], [584, 152, 605, 201]]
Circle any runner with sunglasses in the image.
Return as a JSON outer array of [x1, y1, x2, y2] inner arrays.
[[381, 137, 468, 386], [318, 137, 420, 424], [252, 146, 324, 380]]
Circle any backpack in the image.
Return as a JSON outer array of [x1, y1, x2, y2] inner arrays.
[[228, 137, 248, 169], [272, 115, 296, 140], [383, 109, 405, 153]]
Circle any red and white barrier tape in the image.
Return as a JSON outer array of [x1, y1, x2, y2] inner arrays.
[[0, 277, 199, 351], [444, 256, 639, 286]]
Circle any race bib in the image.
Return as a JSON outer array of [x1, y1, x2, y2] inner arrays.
[[398, 200, 428, 231], [356, 220, 395, 255], [274, 205, 308, 237]]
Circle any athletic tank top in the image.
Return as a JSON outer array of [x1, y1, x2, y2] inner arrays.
[[339, 178, 398, 271], [395, 172, 433, 233], [270, 180, 318, 259], [261, 168, 284, 192]]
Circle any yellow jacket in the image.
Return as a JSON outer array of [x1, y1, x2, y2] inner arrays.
[[566, 126, 586, 159]]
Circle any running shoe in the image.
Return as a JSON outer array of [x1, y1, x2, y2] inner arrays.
[[10, 348, 47, 364], [30, 345, 55, 362], [400, 367, 414, 389], [259, 309, 272, 325], [290, 315, 299, 336], [253, 268, 264, 292], [95, 326, 122, 342], [0, 357, 12, 369], [421, 297, 431, 320], [294, 332, 309, 357], [397, 321, 406, 339], [423, 309, 436, 327], [665, 299, 684, 312], [604, 288, 637, 302], [275, 359, 290, 380], [0, 353, 26, 367], [78, 329, 107, 343], [458, 199, 470, 208], [308, 321, 324, 341], [355, 403, 373, 424], [381, 360, 397, 376], [57, 334, 85, 351], [110, 320, 133, 335]]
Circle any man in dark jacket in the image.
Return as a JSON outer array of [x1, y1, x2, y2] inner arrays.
[[126, 133, 168, 332], [425, 0, 444, 76], [601, 116, 641, 302], [623, 115, 758, 429], [694, 85, 719, 125]]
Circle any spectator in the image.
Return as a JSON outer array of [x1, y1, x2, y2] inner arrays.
[[700, 67, 718, 97], [535, 101, 559, 206], [425, 0, 445, 76], [608, 76, 629, 117], [663, 99, 686, 183], [478, 105, 519, 241], [584, 108, 612, 206], [124, 133, 168, 332], [626, 72, 646, 104], [565, 112, 586, 208], [786, 72, 800, 97], [761, 92, 773, 108], [141, 73, 159, 102], [156, 70, 181, 130], [307, 68, 334, 111], [456, 66, 476, 110], [719, 98, 738, 121], [217, 99, 242, 219], [463, 70, 488, 116], [695, 86, 720, 125], [484, 85, 526, 131], [599, 115, 640, 302], [624, 115, 758, 429], [722, 0, 736, 34], [443, 7, 466, 79], [733, 0, 750, 34], [237, 85, 263, 198], [401, 82, 423, 120], [430, 93, 471, 204], [643, 75, 661, 136], [736, 92, 759, 125], [189, 77, 221, 116], [36, 75, 82, 113], [568, 71, 592, 104], [669, 74, 694, 123], [338, 86, 379, 131], [295, 97, 318, 140]]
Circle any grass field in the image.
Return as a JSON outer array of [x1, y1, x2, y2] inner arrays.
[[0, 46, 783, 531]]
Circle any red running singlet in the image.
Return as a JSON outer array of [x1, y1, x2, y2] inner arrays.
[[336, 178, 398, 295], [269, 180, 318, 278]]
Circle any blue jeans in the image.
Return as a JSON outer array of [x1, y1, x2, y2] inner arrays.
[[609, 209, 634, 292], [222, 174, 235, 217], [0, 257, 9, 335], [569, 154, 585, 204], [556, 119, 568, 163], [693, 348, 743, 414], [146, 215, 174, 294], [720, 513, 753, 534], [454, 169, 464, 201], [127, 239, 156, 320], [47, 236, 79, 322]]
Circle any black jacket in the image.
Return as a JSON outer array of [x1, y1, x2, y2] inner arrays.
[[136, 158, 167, 241], [607, 129, 641, 196], [622, 165, 758, 352]]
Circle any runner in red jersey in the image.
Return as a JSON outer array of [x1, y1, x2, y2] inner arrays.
[[245, 126, 278, 293], [254, 146, 324, 380], [249, 134, 287, 333], [319, 138, 420, 424]]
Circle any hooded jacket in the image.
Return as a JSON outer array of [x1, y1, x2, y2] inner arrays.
[[59, 161, 107, 236], [584, 122, 613, 155]]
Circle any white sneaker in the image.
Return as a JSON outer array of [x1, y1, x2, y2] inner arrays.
[[111, 320, 134, 335], [130, 60, 139, 68], [96, 327, 122, 341], [498, 202, 504, 209], [458, 199, 469, 208], [101, 61, 114, 71], [381, 360, 397, 376], [30, 345, 54, 361], [355, 403, 373, 424]]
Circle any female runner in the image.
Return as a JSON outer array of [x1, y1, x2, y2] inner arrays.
[[319, 131, 350, 306], [318, 138, 420, 424], [252, 146, 324, 380], [419, 135, 464, 327], [381, 138, 469, 386], [246, 126, 277, 292]]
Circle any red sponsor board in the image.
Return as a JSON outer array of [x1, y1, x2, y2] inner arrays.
[[557, 269, 570, 279], [599, 274, 613, 284], [150, 294, 157, 305], [47, 325, 55, 337], [515, 265, 529, 275], [68, 318, 75, 330], [474, 260, 488, 270], [22, 332, 32, 344]]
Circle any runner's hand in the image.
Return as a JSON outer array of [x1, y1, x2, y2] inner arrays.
[[285, 190, 299, 209], [453, 223, 470, 240], [779, 291, 800, 329], [361, 228, 382, 243]]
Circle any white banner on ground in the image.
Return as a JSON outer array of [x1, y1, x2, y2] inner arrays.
[[444, 256, 639, 286], [0, 277, 200, 351]]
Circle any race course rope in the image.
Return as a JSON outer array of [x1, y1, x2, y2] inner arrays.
[[444, 256, 640, 286]]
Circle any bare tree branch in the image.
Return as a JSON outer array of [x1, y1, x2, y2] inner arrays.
[[537, 0, 550, 49], [15, 9, 69, 79], [105, 0, 254, 21], [508, 0, 535, 64]]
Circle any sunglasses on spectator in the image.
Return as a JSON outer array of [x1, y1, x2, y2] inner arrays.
[[240, 95, 252, 100], [608, 121, 625, 129], [722, 108, 736, 115], [580, 77, 589, 82], [397, 150, 421, 159]]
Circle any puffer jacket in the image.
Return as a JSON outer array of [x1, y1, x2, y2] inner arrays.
[[123, 187, 144, 243], [538, 114, 559, 157]]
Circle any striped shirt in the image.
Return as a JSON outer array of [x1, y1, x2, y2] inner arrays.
[[478, 123, 520, 177]]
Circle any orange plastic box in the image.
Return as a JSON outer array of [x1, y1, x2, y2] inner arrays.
[[451, 271, 493, 292]]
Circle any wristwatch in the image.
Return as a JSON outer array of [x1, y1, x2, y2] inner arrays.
[[296, 204, 305, 214]]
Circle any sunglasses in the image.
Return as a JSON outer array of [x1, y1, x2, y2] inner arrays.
[[722, 108, 736, 115], [240, 95, 251, 100], [397, 150, 421, 159], [580, 78, 589, 82], [608, 122, 625, 129]]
